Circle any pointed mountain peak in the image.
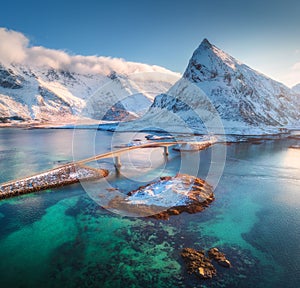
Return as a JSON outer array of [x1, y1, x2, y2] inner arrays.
[[200, 38, 213, 49], [184, 38, 246, 82]]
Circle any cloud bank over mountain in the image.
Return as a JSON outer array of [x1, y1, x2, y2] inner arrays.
[[0, 28, 179, 76], [0, 28, 180, 124]]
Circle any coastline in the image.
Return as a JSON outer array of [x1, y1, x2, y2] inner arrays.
[[1, 120, 299, 139], [0, 164, 108, 200], [1, 121, 299, 148]]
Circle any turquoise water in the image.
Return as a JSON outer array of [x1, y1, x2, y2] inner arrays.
[[0, 129, 299, 287]]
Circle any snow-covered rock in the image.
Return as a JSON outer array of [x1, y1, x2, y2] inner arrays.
[[107, 174, 214, 219]]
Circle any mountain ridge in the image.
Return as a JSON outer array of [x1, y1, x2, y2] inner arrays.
[[0, 61, 179, 124]]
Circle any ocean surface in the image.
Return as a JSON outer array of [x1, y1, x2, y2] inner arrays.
[[0, 128, 299, 288]]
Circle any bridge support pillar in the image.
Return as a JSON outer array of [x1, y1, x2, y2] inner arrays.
[[114, 155, 122, 170], [163, 146, 169, 157]]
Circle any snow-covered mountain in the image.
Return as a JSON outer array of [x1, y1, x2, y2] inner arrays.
[[0, 27, 181, 124], [0, 62, 179, 124], [121, 39, 300, 135], [292, 83, 300, 94], [1, 30, 299, 133], [83, 71, 179, 121]]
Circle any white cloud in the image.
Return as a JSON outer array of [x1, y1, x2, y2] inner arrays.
[[0, 28, 28, 64], [0, 27, 179, 77]]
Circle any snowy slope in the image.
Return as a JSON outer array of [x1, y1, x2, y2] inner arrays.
[[83, 71, 179, 121], [120, 39, 300, 135], [0, 62, 178, 123], [292, 83, 300, 94], [183, 39, 299, 127]]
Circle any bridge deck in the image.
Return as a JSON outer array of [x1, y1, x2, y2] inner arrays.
[[76, 141, 184, 164], [0, 141, 184, 199]]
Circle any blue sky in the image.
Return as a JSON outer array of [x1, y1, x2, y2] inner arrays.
[[1, 0, 300, 86]]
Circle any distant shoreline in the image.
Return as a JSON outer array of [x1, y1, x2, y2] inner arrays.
[[0, 121, 299, 142]]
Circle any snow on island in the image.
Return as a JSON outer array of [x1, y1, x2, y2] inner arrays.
[[108, 174, 214, 219]]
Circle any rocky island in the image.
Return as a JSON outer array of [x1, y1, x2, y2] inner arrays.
[[108, 174, 214, 219]]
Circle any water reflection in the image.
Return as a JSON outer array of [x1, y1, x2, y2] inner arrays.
[[283, 148, 300, 170]]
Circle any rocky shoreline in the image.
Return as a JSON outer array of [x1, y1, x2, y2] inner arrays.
[[0, 164, 109, 200], [108, 174, 214, 219]]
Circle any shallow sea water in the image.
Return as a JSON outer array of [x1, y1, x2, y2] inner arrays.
[[0, 128, 299, 288]]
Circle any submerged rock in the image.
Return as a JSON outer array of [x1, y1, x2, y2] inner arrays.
[[208, 247, 231, 268], [181, 247, 231, 280], [181, 248, 216, 279], [107, 174, 214, 219]]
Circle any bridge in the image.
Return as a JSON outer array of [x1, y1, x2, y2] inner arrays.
[[0, 141, 198, 200], [76, 141, 187, 168]]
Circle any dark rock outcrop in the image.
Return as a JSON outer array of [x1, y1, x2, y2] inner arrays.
[[181, 247, 231, 280], [0, 65, 24, 89], [208, 247, 231, 267], [181, 248, 216, 279]]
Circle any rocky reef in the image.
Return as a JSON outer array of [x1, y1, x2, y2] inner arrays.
[[181, 248, 217, 279], [208, 247, 232, 268], [181, 247, 231, 280]]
